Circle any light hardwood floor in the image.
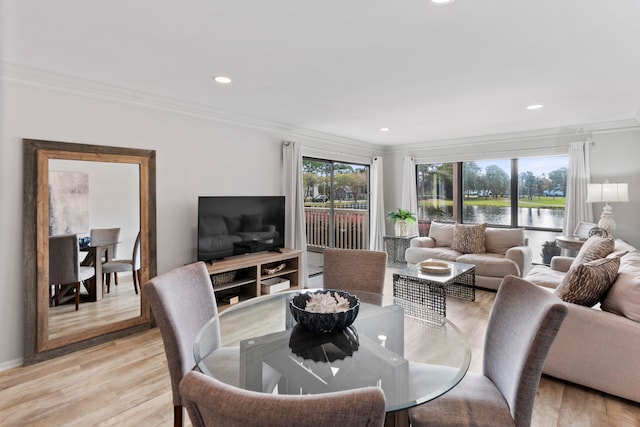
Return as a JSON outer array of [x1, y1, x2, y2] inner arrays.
[[49, 275, 141, 340], [1, 270, 639, 426]]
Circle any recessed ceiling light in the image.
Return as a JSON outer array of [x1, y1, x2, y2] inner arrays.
[[526, 104, 544, 110], [213, 76, 232, 84], [432, 0, 455, 4], [379, 127, 391, 132]]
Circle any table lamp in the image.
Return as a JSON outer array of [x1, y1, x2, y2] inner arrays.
[[586, 180, 629, 237]]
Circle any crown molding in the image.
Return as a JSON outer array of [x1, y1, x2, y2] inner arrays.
[[384, 118, 640, 154], [2, 62, 636, 155], [0, 62, 384, 152]]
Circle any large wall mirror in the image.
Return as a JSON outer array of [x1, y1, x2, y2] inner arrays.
[[23, 139, 157, 364]]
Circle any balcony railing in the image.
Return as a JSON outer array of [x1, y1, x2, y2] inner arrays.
[[305, 207, 369, 250]]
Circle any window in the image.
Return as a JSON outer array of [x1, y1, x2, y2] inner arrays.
[[416, 155, 569, 264], [416, 163, 454, 235], [462, 159, 512, 226]]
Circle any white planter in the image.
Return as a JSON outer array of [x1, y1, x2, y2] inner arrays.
[[395, 220, 409, 237]]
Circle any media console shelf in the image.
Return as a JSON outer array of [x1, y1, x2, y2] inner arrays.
[[205, 248, 303, 310]]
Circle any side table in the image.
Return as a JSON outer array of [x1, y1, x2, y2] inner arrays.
[[383, 235, 417, 265], [555, 236, 586, 251]]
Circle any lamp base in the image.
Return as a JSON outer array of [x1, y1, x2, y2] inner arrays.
[[597, 203, 616, 237]]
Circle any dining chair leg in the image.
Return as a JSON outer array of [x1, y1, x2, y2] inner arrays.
[[174, 405, 183, 427], [105, 274, 111, 293], [74, 282, 80, 311], [115, 272, 119, 285], [133, 269, 139, 294]]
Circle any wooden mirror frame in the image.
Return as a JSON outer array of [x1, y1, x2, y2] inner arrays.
[[23, 139, 157, 364]]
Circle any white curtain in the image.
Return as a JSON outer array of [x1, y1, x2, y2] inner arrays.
[[283, 141, 308, 287], [401, 156, 419, 237], [369, 156, 386, 251], [563, 141, 593, 238]]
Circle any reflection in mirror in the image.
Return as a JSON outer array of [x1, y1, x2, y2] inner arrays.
[[47, 159, 140, 341], [23, 139, 156, 364]]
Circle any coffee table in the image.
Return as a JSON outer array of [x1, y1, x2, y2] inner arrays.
[[393, 259, 475, 325]]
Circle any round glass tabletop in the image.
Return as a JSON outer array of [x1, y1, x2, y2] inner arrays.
[[194, 289, 470, 412]]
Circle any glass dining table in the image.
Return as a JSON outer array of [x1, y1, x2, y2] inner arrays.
[[194, 289, 470, 426]]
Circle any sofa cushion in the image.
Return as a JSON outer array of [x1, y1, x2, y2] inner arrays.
[[199, 215, 228, 236], [555, 256, 620, 306], [405, 247, 461, 264], [571, 236, 615, 267], [428, 221, 455, 247], [457, 253, 520, 278], [601, 250, 640, 322], [484, 228, 525, 255], [523, 265, 566, 289], [451, 223, 487, 254]]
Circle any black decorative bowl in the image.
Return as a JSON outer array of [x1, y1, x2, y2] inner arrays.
[[289, 290, 360, 333], [289, 324, 359, 362]]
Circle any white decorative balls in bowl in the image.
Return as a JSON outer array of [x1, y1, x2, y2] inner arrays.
[[289, 290, 360, 333]]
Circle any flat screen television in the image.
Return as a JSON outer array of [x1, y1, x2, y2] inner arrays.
[[197, 196, 286, 262]]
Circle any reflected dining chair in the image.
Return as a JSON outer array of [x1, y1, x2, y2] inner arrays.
[[102, 231, 140, 294], [89, 227, 121, 263], [49, 234, 95, 311], [408, 275, 568, 427], [322, 248, 387, 294], [179, 370, 386, 427]]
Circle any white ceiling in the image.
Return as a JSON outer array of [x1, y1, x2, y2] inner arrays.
[[2, 0, 640, 146]]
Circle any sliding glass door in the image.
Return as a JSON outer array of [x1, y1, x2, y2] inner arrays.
[[303, 157, 370, 275]]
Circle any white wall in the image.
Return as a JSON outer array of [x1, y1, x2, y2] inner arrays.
[[49, 159, 140, 256], [0, 80, 382, 368], [383, 130, 640, 246], [2, 78, 638, 368]]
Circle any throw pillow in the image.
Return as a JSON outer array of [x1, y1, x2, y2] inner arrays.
[[601, 250, 640, 322], [571, 236, 615, 267], [428, 221, 455, 247], [199, 215, 228, 236], [484, 228, 525, 255], [450, 223, 487, 254], [555, 256, 620, 306]]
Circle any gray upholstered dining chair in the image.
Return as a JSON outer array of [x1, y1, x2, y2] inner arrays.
[[179, 370, 387, 427], [408, 275, 568, 427], [49, 234, 95, 311], [90, 227, 121, 263], [322, 248, 387, 294], [102, 231, 140, 294], [89, 227, 120, 282], [143, 262, 220, 427]]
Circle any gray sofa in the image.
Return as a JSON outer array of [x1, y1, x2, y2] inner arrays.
[[198, 214, 279, 260], [405, 222, 532, 290], [524, 238, 640, 403]]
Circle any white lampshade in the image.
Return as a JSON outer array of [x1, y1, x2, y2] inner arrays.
[[586, 182, 629, 203]]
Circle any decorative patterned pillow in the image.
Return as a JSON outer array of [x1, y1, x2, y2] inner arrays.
[[450, 223, 487, 254], [571, 236, 615, 267], [555, 256, 621, 306]]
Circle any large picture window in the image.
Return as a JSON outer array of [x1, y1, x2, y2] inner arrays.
[[417, 155, 569, 264], [462, 159, 512, 226]]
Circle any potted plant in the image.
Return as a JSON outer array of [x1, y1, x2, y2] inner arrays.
[[386, 208, 417, 237], [541, 240, 561, 265]]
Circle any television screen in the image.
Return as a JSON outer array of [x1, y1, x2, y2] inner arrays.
[[197, 196, 285, 262]]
